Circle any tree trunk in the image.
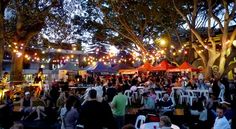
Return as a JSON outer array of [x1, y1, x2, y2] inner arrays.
[[10, 52, 24, 83], [189, 33, 195, 63], [205, 51, 220, 79], [0, 41, 3, 76], [218, 48, 226, 77], [0, 13, 4, 76]]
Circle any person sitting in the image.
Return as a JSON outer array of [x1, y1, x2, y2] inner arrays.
[[139, 92, 156, 115], [149, 88, 157, 101], [158, 94, 174, 116], [20, 92, 35, 120], [56, 92, 67, 110], [34, 95, 48, 120], [159, 116, 172, 129]]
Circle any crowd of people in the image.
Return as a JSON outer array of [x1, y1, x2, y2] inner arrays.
[[0, 71, 235, 129]]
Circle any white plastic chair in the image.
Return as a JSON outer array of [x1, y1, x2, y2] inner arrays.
[[133, 91, 138, 100], [169, 91, 176, 106], [135, 115, 146, 129], [188, 91, 198, 106], [155, 91, 163, 101], [124, 90, 132, 105], [138, 88, 144, 98], [202, 90, 209, 101], [218, 90, 225, 102], [179, 90, 189, 105]]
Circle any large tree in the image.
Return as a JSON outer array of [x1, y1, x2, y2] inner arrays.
[[4, 0, 63, 82], [0, 0, 10, 76], [173, 0, 236, 78], [92, 0, 168, 54], [73, 0, 186, 65]]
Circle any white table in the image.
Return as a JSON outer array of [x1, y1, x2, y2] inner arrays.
[[140, 122, 180, 129]]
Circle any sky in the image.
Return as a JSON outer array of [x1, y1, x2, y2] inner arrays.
[[4, 0, 236, 55]]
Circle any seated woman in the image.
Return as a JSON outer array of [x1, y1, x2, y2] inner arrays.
[[34, 95, 48, 120], [20, 92, 36, 120]]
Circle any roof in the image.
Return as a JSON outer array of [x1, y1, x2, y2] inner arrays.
[[86, 62, 116, 73], [168, 61, 200, 72], [51, 62, 79, 74], [153, 60, 175, 71], [59, 62, 79, 71], [137, 62, 154, 71]]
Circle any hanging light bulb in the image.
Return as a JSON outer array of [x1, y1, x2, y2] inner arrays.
[[16, 52, 22, 57]]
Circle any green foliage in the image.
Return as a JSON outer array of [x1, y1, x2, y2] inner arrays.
[[74, 0, 185, 54]]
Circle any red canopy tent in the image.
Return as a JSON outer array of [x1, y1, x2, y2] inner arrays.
[[137, 62, 154, 71], [153, 60, 175, 71], [167, 61, 201, 72]]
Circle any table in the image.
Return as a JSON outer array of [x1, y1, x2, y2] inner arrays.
[[140, 122, 180, 129]]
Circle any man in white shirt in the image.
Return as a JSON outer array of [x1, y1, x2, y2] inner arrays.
[[213, 105, 231, 129]]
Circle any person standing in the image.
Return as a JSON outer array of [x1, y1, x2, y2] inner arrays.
[[110, 87, 127, 129], [1, 72, 9, 85], [60, 96, 79, 129], [213, 105, 231, 129], [0, 72, 9, 102], [79, 89, 105, 129], [106, 83, 117, 103]]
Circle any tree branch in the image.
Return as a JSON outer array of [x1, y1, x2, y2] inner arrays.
[[110, 3, 147, 53], [228, 28, 236, 47], [207, 13, 216, 50], [173, 0, 211, 51], [192, 0, 198, 26], [174, 28, 182, 46], [207, 0, 224, 32], [229, 0, 236, 21], [192, 43, 207, 67], [103, 17, 136, 44]]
